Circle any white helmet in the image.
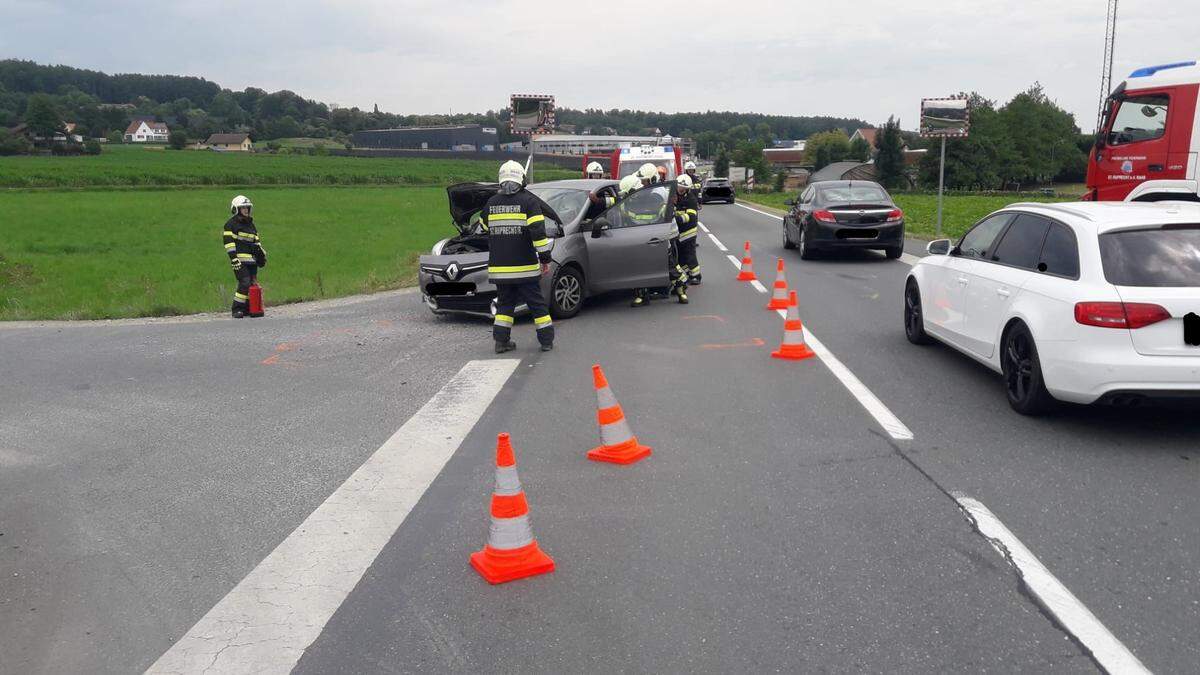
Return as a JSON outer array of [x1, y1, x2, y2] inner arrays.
[[684, 160, 697, 171], [585, 161, 604, 177], [677, 174, 693, 190], [638, 163, 658, 182], [618, 174, 641, 196], [230, 194, 252, 215], [498, 160, 526, 194]]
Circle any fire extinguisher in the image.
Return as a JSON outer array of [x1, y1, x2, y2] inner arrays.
[[248, 282, 265, 318]]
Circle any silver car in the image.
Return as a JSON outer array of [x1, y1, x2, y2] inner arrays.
[[419, 179, 679, 319]]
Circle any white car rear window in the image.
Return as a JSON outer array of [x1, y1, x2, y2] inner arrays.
[[1099, 226, 1200, 287]]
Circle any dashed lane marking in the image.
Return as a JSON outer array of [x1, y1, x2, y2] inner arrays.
[[953, 494, 1151, 674], [699, 222, 710, 233], [718, 234, 914, 441], [708, 233, 728, 251], [749, 279, 768, 294], [147, 359, 521, 675]]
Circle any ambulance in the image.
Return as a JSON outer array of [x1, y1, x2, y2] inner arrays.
[[582, 143, 683, 181]]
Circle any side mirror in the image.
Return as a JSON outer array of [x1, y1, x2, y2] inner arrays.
[[926, 239, 952, 255], [590, 218, 610, 238]]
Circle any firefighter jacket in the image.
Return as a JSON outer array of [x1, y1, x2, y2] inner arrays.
[[485, 190, 552, 283], [223, 215, 264, 266], [674, 191, 699, 242]]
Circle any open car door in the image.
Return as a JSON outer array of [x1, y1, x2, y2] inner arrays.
[[584, 182, 678, 293]]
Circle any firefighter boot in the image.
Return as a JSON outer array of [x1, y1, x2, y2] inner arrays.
[[677, 285, 689, 304], [495, 340, 516, 354], [631, 290, 648, 308], [231, 302, 246, 319]]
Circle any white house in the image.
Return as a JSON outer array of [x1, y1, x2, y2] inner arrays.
[[124, 119, 170, 143]]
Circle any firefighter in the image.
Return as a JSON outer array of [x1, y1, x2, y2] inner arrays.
[[486, 160, 555, 353], [585, 161, 605, 179], [223, 195, 266, 318], [684, 160, 702, 202], [627, 168, 687, 306], [675, 174, 701, 286]]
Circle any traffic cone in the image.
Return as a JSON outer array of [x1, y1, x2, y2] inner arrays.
[[771, 291, 816, 361], [587, 365, 652, 465], [736, 241, 757, 281], [470, 433, 555, 584], [766, 259, 790, 310]]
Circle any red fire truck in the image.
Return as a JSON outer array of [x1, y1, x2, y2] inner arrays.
[[581, 144, 683, 181], [1087, 60, 1199, 202]]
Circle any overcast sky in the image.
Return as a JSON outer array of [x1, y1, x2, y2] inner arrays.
[[4, 1, 1199, 132]]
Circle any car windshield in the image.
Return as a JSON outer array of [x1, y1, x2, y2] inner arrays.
[[819, 186, 890, 203], [526, 186, 589, 225], [1098, 225, 1200, 287]]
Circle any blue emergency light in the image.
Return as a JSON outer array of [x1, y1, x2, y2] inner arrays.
[[1128, 61, 1196, 78]]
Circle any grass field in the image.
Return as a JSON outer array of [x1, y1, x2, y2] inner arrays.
[[738, 190, 1073, 239], [0, 186, 454, 320], [0, 144, 575, 189]]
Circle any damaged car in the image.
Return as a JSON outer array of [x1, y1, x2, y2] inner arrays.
[[419, 179, 680, 319]]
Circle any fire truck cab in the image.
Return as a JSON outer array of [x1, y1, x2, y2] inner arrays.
[[1087, 60, 1200, 202], [583, 144, 683, 181]]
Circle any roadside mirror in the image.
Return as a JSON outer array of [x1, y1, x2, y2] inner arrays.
[[591, 218, 610, 238], [926, 239, 952, 255]]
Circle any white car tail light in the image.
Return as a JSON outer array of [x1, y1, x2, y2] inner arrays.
[[1074, 301, 1172, 329]]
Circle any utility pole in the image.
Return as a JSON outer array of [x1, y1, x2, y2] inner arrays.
[[1095, 0, 1119, 133]]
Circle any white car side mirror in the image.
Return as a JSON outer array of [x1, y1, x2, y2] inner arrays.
[[926, 239, 952, 255]]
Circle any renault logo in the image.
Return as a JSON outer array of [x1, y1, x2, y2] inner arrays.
[[445, 262, 460, 280]]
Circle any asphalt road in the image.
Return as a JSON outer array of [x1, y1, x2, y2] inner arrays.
[[1, 202, 1196, 674]]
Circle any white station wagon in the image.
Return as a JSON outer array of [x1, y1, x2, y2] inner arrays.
[[904, 201, 1200, 414]]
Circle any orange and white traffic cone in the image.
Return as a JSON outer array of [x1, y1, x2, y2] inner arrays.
[[771, 291, 816, 361], [587, 364, 652, 465], [470, 433, 555, 584], [766, 259, 790, 310], [736, 241, 757, 281]]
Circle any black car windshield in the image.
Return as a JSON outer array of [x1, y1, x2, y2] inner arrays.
[[1099, 225, 1200, 287], [819, 186, 890, 203], [527, 187, 589, 225]]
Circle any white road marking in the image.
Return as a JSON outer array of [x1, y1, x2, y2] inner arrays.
[[749, 279, 768, 294], [953, 494, 1151, 674], [147, 359, 521, 675], [726, 254, 742, 268], [699, 222, 710, 233], [708, 233, 728, 251], [734, 201, 784, 220]]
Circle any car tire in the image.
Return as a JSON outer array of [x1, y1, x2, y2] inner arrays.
[[903, 280, 934, 345], [782, 220, 796, 249], [549, 266, 584, 320], [798, 225, 817, 260], [885, 246, 903, 259], [1000, 322, 1057, 415]]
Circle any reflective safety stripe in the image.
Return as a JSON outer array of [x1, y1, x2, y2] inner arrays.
[[487, 514, 534, 550], [526, 214, 545, 225], [783, 323, 806, 344], [686, 209, 697, 215], [222, 231, 234, 237], [236, 253, 256, 260], [224, 243, 236, 250], [691, 266, 701, 274], [531, 238, 550, 247], [600, 417, 635, 447], [595, 385, 618, 410], [533, 315, 552, 329], [679, 228, 699, 240], [494, 314, 514, 326], [489, 264, 541, 274], [234, 292, 248, 301], [489, 212, 526, 221], [493, 465, 522, 495]]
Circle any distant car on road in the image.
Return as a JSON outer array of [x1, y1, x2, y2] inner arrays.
[[904, 201, 1200, 414], [701, 177, 736, 204], [418, 179, 679, 320], [782, 180, 905, 259]]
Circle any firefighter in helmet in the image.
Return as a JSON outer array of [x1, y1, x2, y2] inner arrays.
[[223, 195, 266, 318], [585, 161, 605, 179], [626, 168, 687, 306], [674, 174, 701, 287], [486, 161, 555, 353]]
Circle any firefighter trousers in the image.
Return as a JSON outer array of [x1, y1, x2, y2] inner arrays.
[[493, 280, 553, 346], [232, 264, 257, 314], [678, 237, 699, 281]]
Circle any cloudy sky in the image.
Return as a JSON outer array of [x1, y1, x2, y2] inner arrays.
[[4, 1, 1199, 131]]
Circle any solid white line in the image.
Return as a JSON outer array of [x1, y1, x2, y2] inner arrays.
[[734, 201, 784, 221], [708, 233, 728, 251], [750, 279, 768, 294], [953, 494, 1150, 674], [900, 252, 921, 266], [699, 222, 710, 233], [147, 359, 521, 675], [774, 306, 914, 440], [726, 254, 742, 269]]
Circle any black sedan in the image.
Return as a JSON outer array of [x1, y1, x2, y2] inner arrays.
[[782, 180, 905, 259], [701, 177, 736, 204]]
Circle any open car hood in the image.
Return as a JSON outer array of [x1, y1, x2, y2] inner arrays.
[[446, 182, 565, 235]]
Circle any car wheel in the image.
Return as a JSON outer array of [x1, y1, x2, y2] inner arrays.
[[903, 280, 933, 345], [1001, 322, 1056, 415], [885, 246, 903, 259], [798, 224, 817, 260], [782, 220, 796, 249], [550, 266, 584, 320]]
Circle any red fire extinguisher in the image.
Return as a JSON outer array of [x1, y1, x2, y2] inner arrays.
[[248, 282, 265, 317]]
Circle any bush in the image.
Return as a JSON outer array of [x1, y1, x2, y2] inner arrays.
[[83, 139, 103, 155], [107, 130, 124, 144], [773, 171, 785, 192], [168, 131, 188, 150], [0, 128, 34, 156], [50, 142, 84, 156]]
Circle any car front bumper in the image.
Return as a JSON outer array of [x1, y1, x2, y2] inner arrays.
[[418, 268, 553, 318], [807, 221, 904, 249]]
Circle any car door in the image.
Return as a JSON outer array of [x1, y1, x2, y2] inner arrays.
[[584, 184, 675, 293], [961, 213, 1049, 358], [1094, 90, 1174, 201], [928, 212, 1016, 345]]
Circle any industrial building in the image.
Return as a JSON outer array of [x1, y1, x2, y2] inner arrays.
[[532, 134, 694, 157], [352, 124, 499, 151]]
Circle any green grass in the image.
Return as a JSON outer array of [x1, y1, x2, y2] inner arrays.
[[0, 144, 575, 189], [738, 190, 1073, 239], [0, 186, 456, 320]]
